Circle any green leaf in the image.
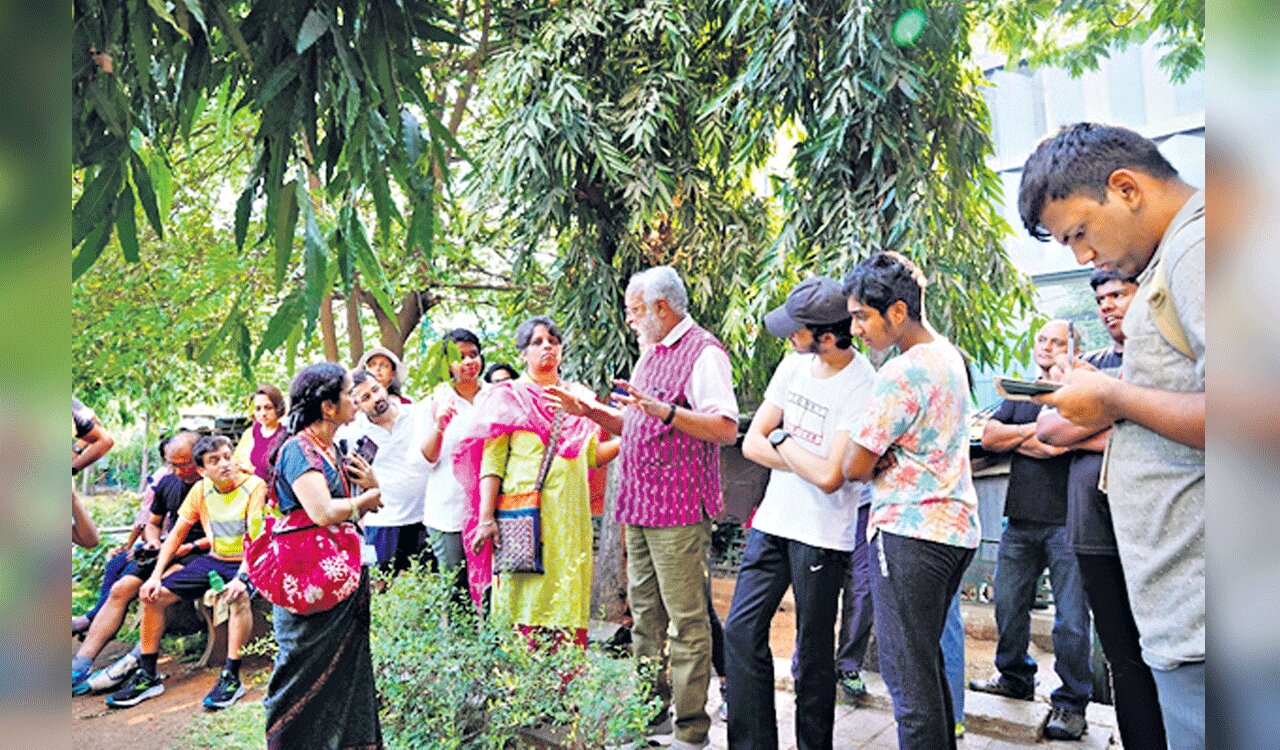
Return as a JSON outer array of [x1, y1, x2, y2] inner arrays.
[[296, 9, 329, 54], [130, 150, 165, 239], [72, 158, 124, 248], [257, 55, 303, 108], [72, 221, 114, 281], [149, 150, 174, 217], [400, 108, 423, 169], [236, 321, 255, 382], [257, 289, 304, 358], [234, 183, 254, 250], [298, 181, 327, 336], [425, 110, 470, 163], [273, 179, 299, 288], [179, 0, 207, 34], [88, 77, 129, 139], [196, 298, 241, 364], [115, 186, 140, 263], [146, 0, 191, 39], [344, 207, 397, 320]]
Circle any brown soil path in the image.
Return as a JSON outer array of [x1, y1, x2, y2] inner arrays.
[[72, 639, 268, 750]]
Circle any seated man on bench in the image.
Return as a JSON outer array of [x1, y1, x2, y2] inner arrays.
[[106, 434, 266, 711]]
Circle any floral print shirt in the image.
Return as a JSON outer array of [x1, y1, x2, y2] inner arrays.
[[851, 340, 980, 549]]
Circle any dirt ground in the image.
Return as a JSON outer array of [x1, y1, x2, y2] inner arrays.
[[72, 639, 269, 750]]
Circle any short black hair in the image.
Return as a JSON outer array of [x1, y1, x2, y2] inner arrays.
[[1088, 267, 1138, 290], [446, 327, 481, 350], [485, 362, 519, 383], [806, 318, 854, 350], [1019, 123, 1179, 241], [447, 327, 485, 371], [351, 369, 375, 388], [192, 434, 233, 467], [842, 251, 926, 322], [515, 315, 563, 351]]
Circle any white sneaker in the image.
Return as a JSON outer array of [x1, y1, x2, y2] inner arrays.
[[669, 739, 710, 750], [86, 652, 138, 693]]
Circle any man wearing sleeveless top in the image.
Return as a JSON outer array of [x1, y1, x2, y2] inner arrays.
[[548, 266, 738, 750]]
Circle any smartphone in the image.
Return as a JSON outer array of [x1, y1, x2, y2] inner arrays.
[[994, 376, 1062, 401], [354, 435, 379, 464]]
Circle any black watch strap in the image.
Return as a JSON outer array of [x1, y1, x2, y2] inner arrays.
[[662, 403, 678, 425]]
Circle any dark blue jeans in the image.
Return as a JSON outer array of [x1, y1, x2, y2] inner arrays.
[[871, 531, 974, 750], [85, 548, 132, 621], [993, 519, 1092, 713], [836, 503, 874, 674], [725, 530, 848, 750]]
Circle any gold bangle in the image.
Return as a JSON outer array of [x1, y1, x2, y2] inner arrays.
[[348, 498, 360, 522]]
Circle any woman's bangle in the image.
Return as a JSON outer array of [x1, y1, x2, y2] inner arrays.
[[662, 402, 678, 425], [348, 498, 361, 522], [478, 519, 496, 528]]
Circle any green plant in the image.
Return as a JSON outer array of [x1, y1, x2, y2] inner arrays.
[[187, 698, 267, 749], [72, 493, 146, 613], [370, 564, 659, 748]]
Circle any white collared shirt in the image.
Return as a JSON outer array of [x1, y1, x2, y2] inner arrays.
[[640, 315, 739, 420], [336, 406, 428, 527]]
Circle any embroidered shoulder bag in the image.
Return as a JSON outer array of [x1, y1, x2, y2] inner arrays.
[[493, 408, 564, 574]]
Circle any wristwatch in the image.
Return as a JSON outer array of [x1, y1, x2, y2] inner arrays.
[[768, 429, 791, 449], [237, 570, 256, 596]]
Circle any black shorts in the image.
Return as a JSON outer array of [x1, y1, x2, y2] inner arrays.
[[121, 549, 204, 581], [160, 555, 242, 600]]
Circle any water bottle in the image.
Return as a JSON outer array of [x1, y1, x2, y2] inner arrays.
[[208, 570, 226, 593]]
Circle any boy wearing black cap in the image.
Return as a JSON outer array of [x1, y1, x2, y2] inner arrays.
[[724, 276, 875, 750]]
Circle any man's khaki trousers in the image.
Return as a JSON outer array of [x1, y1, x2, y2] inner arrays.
[[626, 518, 713, 745]]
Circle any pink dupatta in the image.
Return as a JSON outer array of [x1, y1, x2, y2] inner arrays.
[[451, 379, 600, 610]]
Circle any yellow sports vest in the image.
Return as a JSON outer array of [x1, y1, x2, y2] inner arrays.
[[196, 475, 265, 559]]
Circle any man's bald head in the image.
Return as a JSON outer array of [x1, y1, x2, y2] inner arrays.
[[166, 431, 200, 482], [1033, 319, 1078, 374]]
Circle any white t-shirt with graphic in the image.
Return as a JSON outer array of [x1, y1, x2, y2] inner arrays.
[[750, 352, 875, 552]]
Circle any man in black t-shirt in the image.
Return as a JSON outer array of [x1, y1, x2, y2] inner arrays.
[[73, 432, 206, 696], [1038, 270, 1167, 749], [971, 320, 1094, 741]]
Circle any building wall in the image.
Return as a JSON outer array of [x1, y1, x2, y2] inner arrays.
[[970, 39, 1205, 407]]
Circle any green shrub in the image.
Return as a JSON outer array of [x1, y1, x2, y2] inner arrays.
[[73, 493, 146, 613], [370, 564, 659, 749]]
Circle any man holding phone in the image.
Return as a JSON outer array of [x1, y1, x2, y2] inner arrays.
[[1021, 123, 1204, 747], [340, 370, 428, 573], [973, 319, 1094, 741]]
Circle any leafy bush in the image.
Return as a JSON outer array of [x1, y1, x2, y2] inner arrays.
[[371, 564, 660, 749], [72, 493, 145, 614]]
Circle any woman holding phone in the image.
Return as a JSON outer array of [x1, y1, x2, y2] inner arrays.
[[262, 363, 384, 749]]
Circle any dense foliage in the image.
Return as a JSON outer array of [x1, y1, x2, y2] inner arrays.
[[72, 0, 1205, 420]]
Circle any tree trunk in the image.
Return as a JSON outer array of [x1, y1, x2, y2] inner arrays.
[[319, 292, 340, 362], [137, 407, 150, 492], [346, 282, 365, 367], [590, 464, 629, 623]]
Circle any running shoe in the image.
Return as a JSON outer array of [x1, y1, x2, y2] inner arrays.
[[202, 670, 245, 710], [87, 651, 139, 693], [105, 668, 164, 708]]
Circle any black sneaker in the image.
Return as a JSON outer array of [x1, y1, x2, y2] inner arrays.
[[968, 675, 1034, 701], [202, 669, 245, 710], [1044, 706, 1087, 740], [105, 668, 164, 708]]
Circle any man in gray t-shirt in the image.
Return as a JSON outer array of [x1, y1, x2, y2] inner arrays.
[[1017, 123, 1204, 750]]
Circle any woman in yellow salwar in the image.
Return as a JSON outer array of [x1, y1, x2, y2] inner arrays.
[[455, 316, 618, 646]]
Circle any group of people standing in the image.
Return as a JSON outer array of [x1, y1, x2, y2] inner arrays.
[[72, 121, 1203, 750]]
